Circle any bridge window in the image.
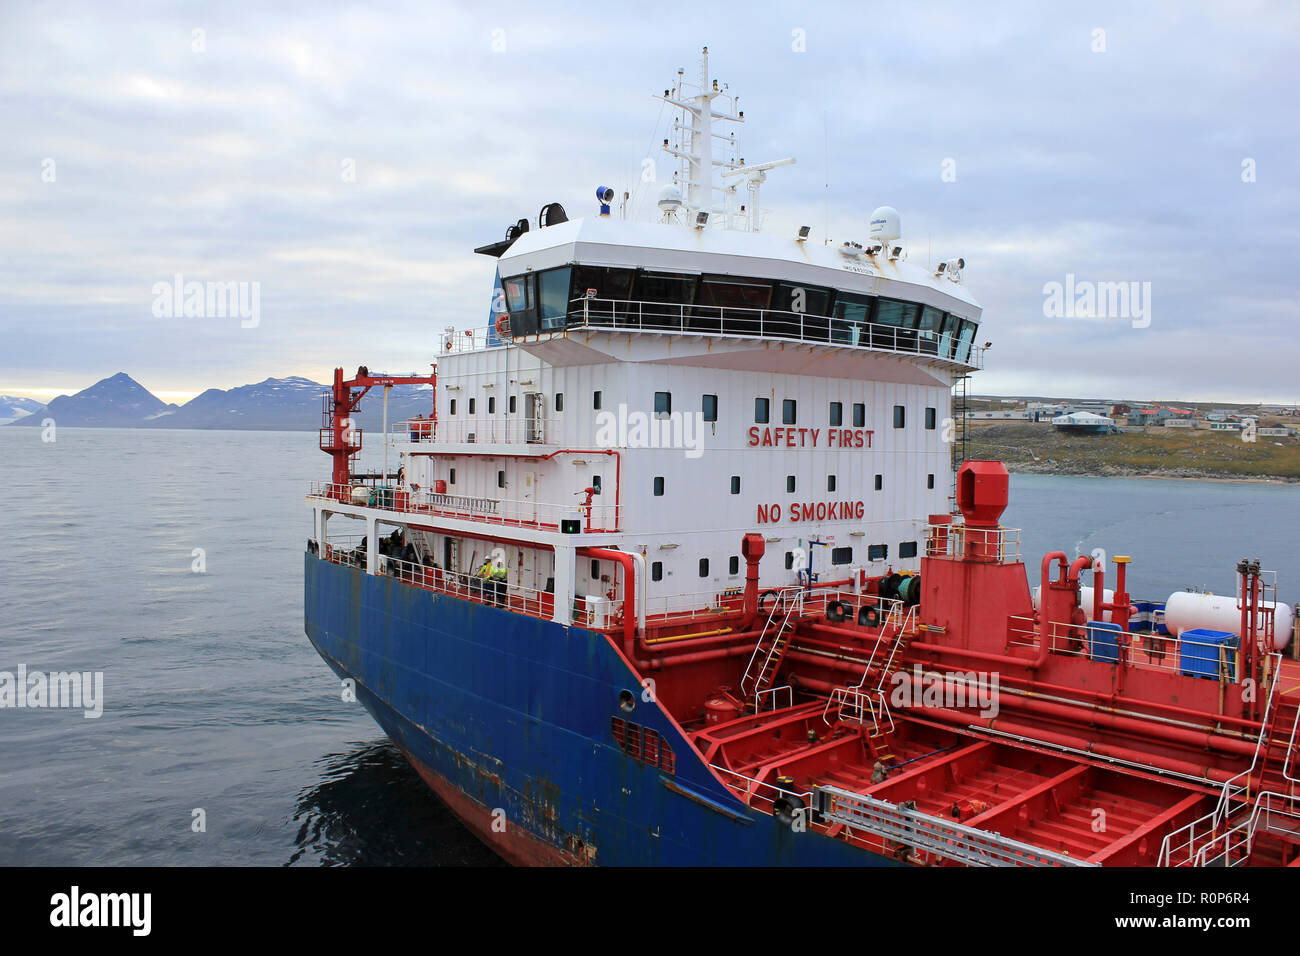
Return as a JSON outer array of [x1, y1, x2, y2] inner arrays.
[[774, 282, 832, 340], [831, 292, 873, 345], [655, 391, 672, 418], [633, 271, 697, 321], [828, 475, 836, 492], [702, 394, 718, 422], [699, 558, 709, 577], [956, 320, 977, 363], [925, 407, 937, 430], [651, 561, 663, 582], [919, 306, 944, 354], [504, 273, 538, 335], [853, 403, 866, 427], [831, 547, 853, 565], [538, 267, 572, 332], [868, 544, 889, 561], [899, 541, 918, 559], [730, 476, 740, 495], [876, 298, 920, 329], [783, 399, 797, 424], [893, 405, 906, 428], [829, 401, 843, 426], [653, 476, 664, 496], [755, 397, 770, 423], [569, 265, 635, 311], [698, 275, 772, 310]]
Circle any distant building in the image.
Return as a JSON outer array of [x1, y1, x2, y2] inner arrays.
[[1208, 421, 1241, 431], [1259, 426, 1298, 438], [1164, 418, 1195, 428]]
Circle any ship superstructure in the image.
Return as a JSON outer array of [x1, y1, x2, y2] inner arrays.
[[304, 48, 1298, 867]]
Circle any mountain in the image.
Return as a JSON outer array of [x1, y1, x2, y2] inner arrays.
[[4, 373, 434, 431], [0, 395, 44, 424], [9, 373, 178, 427], [154, 376, 433, 430]]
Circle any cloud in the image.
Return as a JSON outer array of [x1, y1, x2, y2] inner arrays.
[[0, 0, 1296, 402]]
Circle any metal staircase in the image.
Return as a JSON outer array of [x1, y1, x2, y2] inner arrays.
[[822, 603, 918, 764], [740, 588, 803, 702]]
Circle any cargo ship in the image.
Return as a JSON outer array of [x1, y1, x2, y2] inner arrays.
[[304, 48, 1299, 866]]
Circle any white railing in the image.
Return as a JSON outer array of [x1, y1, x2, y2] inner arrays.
[[401, 417, 547, 445], [1008, 615, 1242, 680], [308, 481, 620, 531], [463, 299, 983, 367], [642, 586, 745, 622], [709, 763, 815, 814], [740, 587, 804, 698], [925, 522, 1022, 563], [561, 298, 985, 369], [1158, 652, 1284, 867]]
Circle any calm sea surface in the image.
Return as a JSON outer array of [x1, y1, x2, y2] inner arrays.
[[0, 427, 1296, 865]]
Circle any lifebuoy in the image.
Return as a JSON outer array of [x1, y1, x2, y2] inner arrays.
[[494, 313, 511, 336]]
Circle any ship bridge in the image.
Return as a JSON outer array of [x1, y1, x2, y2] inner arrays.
[[485, 216, 984, 382]]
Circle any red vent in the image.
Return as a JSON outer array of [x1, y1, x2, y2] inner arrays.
[[610, 716, 675, 775]]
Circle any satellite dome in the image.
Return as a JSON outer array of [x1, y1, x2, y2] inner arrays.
[[869, 205, 901, 243], [657, 184, 684, 211]]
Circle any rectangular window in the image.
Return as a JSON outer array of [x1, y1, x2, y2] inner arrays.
[[449, 398, 457, 415], [827, 475, 837, 492], [782, 399, 797, 424], [593, 390, 602, 410], [785, 551, 795, 570], [829, 401, 843, 426], [893, 405, 906, 429], [927, 474, 935, 489], [868, 544, 889, 562], [755, 397, 770, 424], [508, 395, 516, 414], [488, 396, 496, 414], [653, 476, 665, 496], [538, 267, 572, 331], [899, 541, 919, 559], [449, 468, 456, 484], [702, 394, 718, 422], [786, 476, 796, 493], [504, 275, 532, 312], [591, 559, 600, 579], [875, 474, 883, 491], [925, 407, 937, 430], [651, 561, 663, 582], [655, 391, 672, 418], [730, 476, 741, 495], [592, 475, 602, 495], [497, 470, 505, 488], [831, 547, 853, 565], [468, 397, 476, 415], [699, 558, 709, 577], [728, 556, 739, 575], [555, 393, 564, 412], [853, 403, 866, 427]]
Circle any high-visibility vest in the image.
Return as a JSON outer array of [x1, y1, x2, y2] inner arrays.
[[477, 562, 494, 578], [492, 566, 508, 582]]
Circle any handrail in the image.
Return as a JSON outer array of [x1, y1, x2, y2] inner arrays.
[[1157, 652, 1284, 866], [740, 587, 802, 699]]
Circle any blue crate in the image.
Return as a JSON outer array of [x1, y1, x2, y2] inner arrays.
[[1179, 628, 1238, 680], [1087, 621, 1122, 663]]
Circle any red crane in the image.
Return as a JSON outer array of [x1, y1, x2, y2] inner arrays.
[[320, 365, 437, 493]]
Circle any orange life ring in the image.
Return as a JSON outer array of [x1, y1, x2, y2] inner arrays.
[[494, 313, 511, 336]]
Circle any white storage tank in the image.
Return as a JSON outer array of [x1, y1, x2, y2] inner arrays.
[[1163, 591, 1294, 650]]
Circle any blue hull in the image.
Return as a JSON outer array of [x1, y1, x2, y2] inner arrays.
[[304, 555, 892, 866]]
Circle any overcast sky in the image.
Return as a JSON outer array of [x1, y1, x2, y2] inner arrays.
[[2, 0, 1297, 403]]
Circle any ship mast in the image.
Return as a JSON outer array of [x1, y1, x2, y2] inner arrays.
[[659, 46, 793, 232]]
